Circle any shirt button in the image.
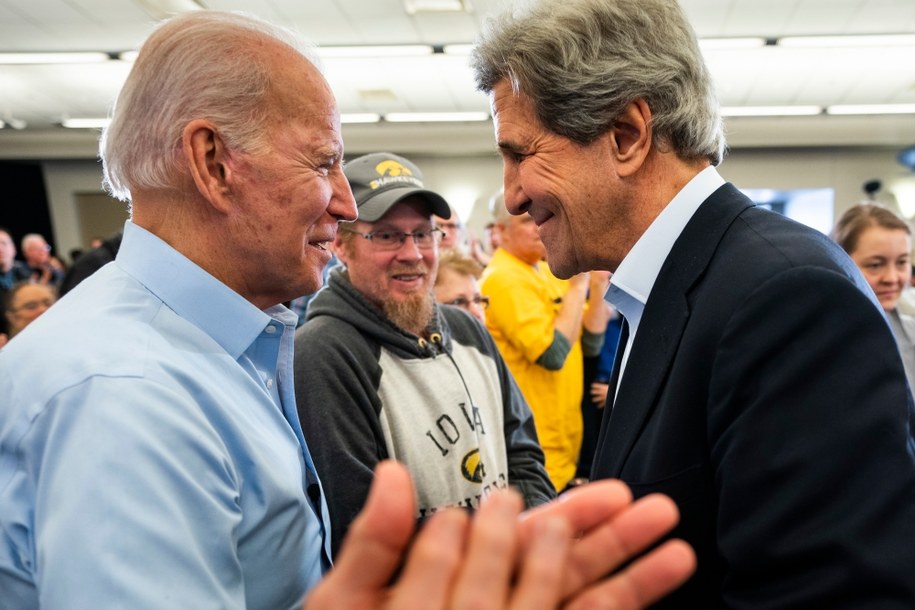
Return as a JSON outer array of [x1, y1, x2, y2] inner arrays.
[[266, 378, 274, 389], [266, 324, 277, 335]]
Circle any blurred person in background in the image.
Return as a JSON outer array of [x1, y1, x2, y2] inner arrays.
[[0, 227, 31, 292], [1, 281, 57, 347], [832, 202, 915, 392], [481, 198, 607, 492], [435, 204, 491, 268], [434, 248, 490, 323], [0, 227, 32, 338], [21, 232, 65, 286]]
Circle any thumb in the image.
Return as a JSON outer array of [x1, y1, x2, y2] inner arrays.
[[303, 461, 417, 609]]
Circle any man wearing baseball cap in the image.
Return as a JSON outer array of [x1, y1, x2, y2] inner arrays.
[[293, 152, 556, 558]]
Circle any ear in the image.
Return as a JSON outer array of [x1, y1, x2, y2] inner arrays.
[[332, 233, 351, 266], [182, 119, 234, 213], [608, 97, 653, 178]]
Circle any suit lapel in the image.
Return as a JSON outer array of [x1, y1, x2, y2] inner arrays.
[[593, 184, 754, 477]]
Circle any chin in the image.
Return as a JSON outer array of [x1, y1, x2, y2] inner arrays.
[[543, 254, 576, 279]]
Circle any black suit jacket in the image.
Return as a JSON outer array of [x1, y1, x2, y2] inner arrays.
[[592, 184, 915, 608]]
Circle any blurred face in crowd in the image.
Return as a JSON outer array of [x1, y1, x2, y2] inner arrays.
[[0, 231, 15, 272], [497, 213, 546, 266], [434, 267, 487, 323], [849, 225, 912, 312], [337, 198, 439, 335], [22, 236, 50, 267], [5, 283, 56, 337], [434, 214, 464, 250]]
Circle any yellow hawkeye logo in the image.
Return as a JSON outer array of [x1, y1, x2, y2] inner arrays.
[[461, 449, 485, 483], [375, 160, 413, 177]]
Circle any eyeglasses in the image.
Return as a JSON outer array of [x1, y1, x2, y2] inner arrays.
[[445, 295, 490, 310], [340, 227, 444, 251]]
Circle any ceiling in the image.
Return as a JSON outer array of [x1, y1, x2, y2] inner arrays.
[[1, 0, 915, 159]]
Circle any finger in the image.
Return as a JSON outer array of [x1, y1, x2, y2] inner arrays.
[[305, 461, 416, 609], [385, 509, 470, 609], [449, 490, 524, 610], [562, 493, 682, 595], [519, 479, 633, 539], [564, 539, 696, 610], [506, 516, 571, 610]]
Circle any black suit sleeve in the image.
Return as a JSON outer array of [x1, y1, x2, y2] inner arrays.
[[708, 265, 915, 608]]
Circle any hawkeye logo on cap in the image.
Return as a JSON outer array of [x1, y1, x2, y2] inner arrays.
[[375, 160, 413, 177], [369, 160, 423, 190]]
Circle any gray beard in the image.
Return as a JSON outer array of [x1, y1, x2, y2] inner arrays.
[[382, 289, 435, 337]]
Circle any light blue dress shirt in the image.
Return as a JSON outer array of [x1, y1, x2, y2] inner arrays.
[[0, 221, 331, 609]]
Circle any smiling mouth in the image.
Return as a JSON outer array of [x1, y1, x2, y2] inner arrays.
[[308, 239, 333, 253]]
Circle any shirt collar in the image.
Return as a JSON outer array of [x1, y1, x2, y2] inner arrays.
[[607, 166, 725, 325], [116, 221, 294, 359]]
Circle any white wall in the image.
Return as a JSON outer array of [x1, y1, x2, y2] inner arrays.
[[718, 147, 912, 218], [42, 160, 126, 259], [41, 146, 915, 262]]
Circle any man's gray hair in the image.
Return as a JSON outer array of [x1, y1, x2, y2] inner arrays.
[[471, 0, 725, 165]]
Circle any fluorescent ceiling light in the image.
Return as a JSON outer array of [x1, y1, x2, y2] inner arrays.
[[721, 105, 822, 117], [317, 45, 433, 58], [403, 0, 472, 14], [2, 117, 26, 129], [443, 44, 474, 55], [0, 52, 110, 65], [119, 51, 139, 62], [136, 0, 203, 19], [61, 118, 111, 129], [385, 111, 489, 123], [341, 113, 382, 124], [779, 34, 915, 48], [699, 37, 767, 50], [826, 104, 915, 115]]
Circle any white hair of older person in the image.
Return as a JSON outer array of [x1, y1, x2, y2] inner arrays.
[[100, 11, 320, 202]]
